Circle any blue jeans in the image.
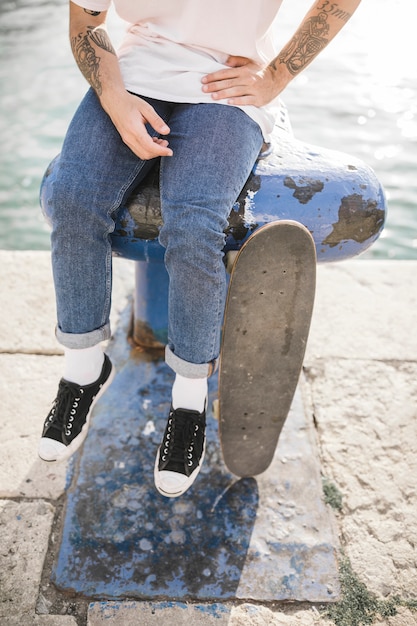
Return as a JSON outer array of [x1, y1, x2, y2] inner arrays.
[[49, 89, 263, 377]]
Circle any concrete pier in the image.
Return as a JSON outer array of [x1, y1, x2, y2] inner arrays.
[[1, 251, 416, 625]]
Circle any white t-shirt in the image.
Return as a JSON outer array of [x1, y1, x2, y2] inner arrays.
[[71, 0, 285, 139]]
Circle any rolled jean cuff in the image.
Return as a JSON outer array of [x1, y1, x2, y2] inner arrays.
[[165, 346, 218, 379], [55, 323, 111, 349]]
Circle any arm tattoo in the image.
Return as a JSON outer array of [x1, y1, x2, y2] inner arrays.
[[270, 2, 352, 76], [316, 1, 352, 23], [89, 27, 116, 54], [70, 26, 116, 96], [84, 9, 101, 16], [272, 13, 329, 75]]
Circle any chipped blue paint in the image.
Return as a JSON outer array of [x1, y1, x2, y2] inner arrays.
[[41, 104, 357, 601], [40, 104, 386, 347], [52, 306, 340, 603], [64, 456, 77, 491], [89, 600, 231, 621], [40, 104, 386, 268], [40, 107, 386, 348], [53, 327, 260, 599], [193, 603, 230, 617]]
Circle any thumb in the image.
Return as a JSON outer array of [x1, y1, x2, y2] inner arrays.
[[225, 55, 252, 67], [141, 101, 170, 136]]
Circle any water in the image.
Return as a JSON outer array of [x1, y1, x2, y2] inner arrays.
[[0, 0, 416, 258]]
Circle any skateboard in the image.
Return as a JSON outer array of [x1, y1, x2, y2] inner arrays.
[[219, 220, 316, 477]]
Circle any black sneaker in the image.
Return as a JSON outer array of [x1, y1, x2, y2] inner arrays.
[[154, 405, 206, 498], [38, 354, 115, 463]]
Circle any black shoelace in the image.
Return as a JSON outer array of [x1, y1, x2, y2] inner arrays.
[[161, 410, 203, 474], [44, 380, 82, 440]]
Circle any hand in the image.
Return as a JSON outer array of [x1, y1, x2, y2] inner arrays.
[[201, 55, 280, 107], [102, 91, 173, 160]]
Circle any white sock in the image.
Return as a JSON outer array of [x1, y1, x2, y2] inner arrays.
[[172, 374, 208, 413], [63, 345, 104, 386]]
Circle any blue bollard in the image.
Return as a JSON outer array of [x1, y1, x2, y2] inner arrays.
[[133, 259, 169, 349], [40, 103, 386, 347]]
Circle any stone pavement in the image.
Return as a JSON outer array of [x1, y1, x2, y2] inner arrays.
[[1, 251, 416, 626]]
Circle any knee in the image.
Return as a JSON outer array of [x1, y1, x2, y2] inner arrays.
[[162, 224, 226, 274], [41, 157, 83, 228], [42, 156, 112, 238], [160, 205, 228, 262]]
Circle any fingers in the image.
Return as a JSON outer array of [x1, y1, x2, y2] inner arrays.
[[124, 97, 173, 159], [129, 126, 173, 159], [202, 66, 238, 88], [118, 120, 173, 160], [103, 91, 173, 160], [202, 61, 261, 92], [204, 85, 255, 103], [201, 64, 277, 107], [201, 67, 241, 99], [152, 137, 170, 147], [202, 67, 256, 102]]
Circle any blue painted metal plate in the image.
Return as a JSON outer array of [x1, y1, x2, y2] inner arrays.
[[52, 307, 339, 602]]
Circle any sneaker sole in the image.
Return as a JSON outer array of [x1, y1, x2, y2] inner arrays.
[[39, 363, 116, 463]]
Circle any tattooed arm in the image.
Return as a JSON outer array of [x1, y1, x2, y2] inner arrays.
[[69, 1, 172, 158], [201, 0, 362, 107]]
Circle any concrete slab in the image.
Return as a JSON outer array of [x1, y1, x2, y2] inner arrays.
[[1, 255, 416, 624], [307, 260, 417, 362], [0, 353, 67, 499], [306, 358, 417, 599], [0, 251, 58, 354], [4, 253, 415, 362], [3, 615, 78, 626], [0, 499, 55, 621], [374, 608, 417, 626], [51, 306, 339, 603], [0, 251, 134, 355], [87, 601, 334, 625], [0, 251, 134, 500]]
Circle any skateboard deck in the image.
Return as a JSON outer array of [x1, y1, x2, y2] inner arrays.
[[219, 220, 316, 477]]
